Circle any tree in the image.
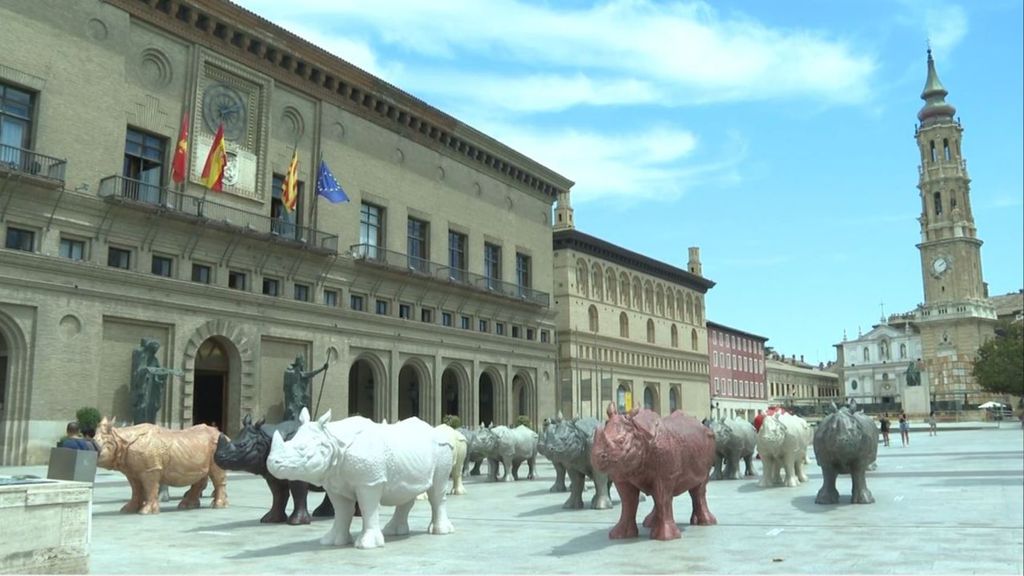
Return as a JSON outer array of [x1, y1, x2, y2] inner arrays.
[[973, 320, 1024, 396]]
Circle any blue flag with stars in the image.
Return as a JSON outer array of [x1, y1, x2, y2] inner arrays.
[[315, 159, 349, 203]]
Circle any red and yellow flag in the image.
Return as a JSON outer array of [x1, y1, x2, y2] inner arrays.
[[200, 123, 227, 191], [282, 150, 299, 212], [171, 110, 189, 184]]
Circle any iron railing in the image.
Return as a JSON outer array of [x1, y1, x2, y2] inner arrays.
[[0, 143, 67, 184], [350, 243, 550, 307], [99, 175, 339, 252]]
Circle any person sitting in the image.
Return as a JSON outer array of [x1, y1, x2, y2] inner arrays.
[[58, 421, 97, 451]]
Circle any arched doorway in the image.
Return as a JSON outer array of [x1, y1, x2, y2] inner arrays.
[[644, 385, 658, 411], [192, 337, 229, 430], [511, 373, 533, 427], [398, 363, 422, 421], [348, 358, 377, 419], [669, 387, 680, 413], [478, 372, 496, 427], [441, 366, 462, 423]]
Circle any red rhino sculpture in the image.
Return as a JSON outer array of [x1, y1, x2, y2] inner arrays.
[[591, 404, 717, 540]]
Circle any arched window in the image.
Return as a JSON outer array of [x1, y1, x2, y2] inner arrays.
[[880, 340, 890, 360], [620, 273, 631, 306], [606, 269, 617, 303], [899, 343, 907, 359], [929, 140, 936, 163], [666, 291, 676, 320], [644, 281, 654, 314], [632, 278, 643, 310], [851, 379, 858, 391], [643, 386, 655, 410], [691, 328, 699, 351], [695, 296, 704, 325], [669, 387, 679, 412], [862, 347, 870, 362], [619, 312, 629, 338], [592, 264, 603, 300], [656, 286, 665, 316], [671, 325, 679, 348], [576, 259, 589, 295], [943, 138, 951, 161], [685, 294, 694, 323], [933, 191, 942, 215], [646, 319, 655, 343], [588, 305, 599, 332]]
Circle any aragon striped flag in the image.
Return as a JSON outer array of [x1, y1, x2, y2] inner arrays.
[[282, 150, 299, 212], [199, 123, 227, 191], [170, 110, 188, 184]]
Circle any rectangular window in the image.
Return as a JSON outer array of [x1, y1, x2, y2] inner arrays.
[[294, 283, 310, 302], [399, 303, 412, 319], [496, 322, 505, 336], [375, 299, 389, 315], [448, 230, 467, 281], [123, 127, 166, 204], [484, 243, 501, 287], [359, 203, 383, 259], [527, 328, 535, 341], [151, 255, 173, 277], [324, 289, 338, 307], [407, 217, 429, 273], [516, 252, 531, 294], [442, 311, 453, 327], [107, 246, 131, 269], [228, 270, 247, 291], [460, 315, 471, 330], [511, 325, 521, 339], [262, 277, 280, 296], [540, 330, 550, 343], [191, 263, 211, 284], [270, 173, 302, 239], [59, 237, 86, 261], [4, 227, 34, 252], [350, 294, 365, 311], [1, 83, 34, 167], [420, 308, 434, 323], [478, 319, 489, 333]]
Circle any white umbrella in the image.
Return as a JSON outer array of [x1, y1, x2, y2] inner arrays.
[[978, 401, 1006, 409]]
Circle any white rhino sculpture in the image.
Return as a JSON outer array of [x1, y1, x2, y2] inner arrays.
[[476, 424, 538, 482], [419, 424, 468, 499], [267, 408, 455, 549], [756, 412, 810, 488]]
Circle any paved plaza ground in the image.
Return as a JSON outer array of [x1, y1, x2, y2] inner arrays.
[[3, 422, 1022, 574]]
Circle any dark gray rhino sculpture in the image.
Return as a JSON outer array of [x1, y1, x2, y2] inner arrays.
[[813, 400, 879, 505], [458, 427, 487, 476], [215, 415, 334, 524], [544, 414, 612, 509], [538, 416, 568, 493], [710, 417, 757, 480]]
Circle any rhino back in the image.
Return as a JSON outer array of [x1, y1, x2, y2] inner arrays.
[[659, 413, 715, 471]]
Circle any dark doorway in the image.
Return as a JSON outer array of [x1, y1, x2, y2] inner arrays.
[[193, 371, 225, 430], [348, 359, 376, 419], [479, 372, 495, 427], [442, 368, 461, 423], [398, 364, 420, 421]]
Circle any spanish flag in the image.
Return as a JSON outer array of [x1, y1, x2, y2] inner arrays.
[[171, 110, 188, 184], [282, 150, 299, 212], [200, 123, 227, 191]]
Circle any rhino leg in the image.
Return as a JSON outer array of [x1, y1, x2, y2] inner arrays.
[[550, 462, 567, 492], [312, 494, 335, 517], [502, 457, 514, 482], [641, 507, 657, 528], [320, 493, 355, 547], [511, 458, 522, 481], [354, 485, 386, 549], [287, 481, 312, 525], [758, 457, 776, 487], [427, 460, 455, 535], [590, 471, 613, 510], [649, 486, 681, 540], [850, 467, 875, 504], [179, 477, 206, 509], [121, 477, 144, 513], [688, 480, 717, 526], [140, 474, 162, 514], [795, 455, 809, 483], [711, 456, 723, 481], [608, 481, 640, 539], [725, 455, 740, 480], [261, 477, 289, 523], [563, 469, 585, 509], [783, 456, 801, 487], [487, 458, 500, 482], [743, 454, 756, 477], [208, 463, 228, 508], [383, 500, 413, 536], [815, 465, 840, 504], [159, 484, 171, 502], [469, 459, 482, 476]]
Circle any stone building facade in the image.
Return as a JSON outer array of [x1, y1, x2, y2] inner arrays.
[[766, 355, 841, 409], [551, 197, 714, 420], [707, 321, 768, 421], [836, 319, 923, 404], [0, 0, 569, 464]]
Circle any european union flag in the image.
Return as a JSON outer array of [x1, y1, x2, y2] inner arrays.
[[315, 159, 349, 203]]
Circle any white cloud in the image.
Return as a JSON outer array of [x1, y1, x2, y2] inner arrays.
[[924, 4, 968, 56]]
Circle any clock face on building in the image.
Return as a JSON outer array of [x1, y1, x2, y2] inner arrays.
[[202, 83, 247, 141], [932, 257, 949, 276]]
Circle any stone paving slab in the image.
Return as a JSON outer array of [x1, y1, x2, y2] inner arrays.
[[1, 424, 1021, 574]]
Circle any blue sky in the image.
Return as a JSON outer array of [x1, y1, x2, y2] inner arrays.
[[235, 0, 1024, 365]]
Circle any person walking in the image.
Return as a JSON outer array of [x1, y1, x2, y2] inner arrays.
[[899, 412, 910, 446], [928, 411, 938, 436], [880, 413, 891, 447]]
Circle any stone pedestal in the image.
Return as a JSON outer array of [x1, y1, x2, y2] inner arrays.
[[0, 479, 91, 574], [47, 447, 98, 483]]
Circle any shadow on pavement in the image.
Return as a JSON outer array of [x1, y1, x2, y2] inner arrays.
[[547, 526, 649, 557], [790, 494, 846, 514], [226, 538, 324, 559]]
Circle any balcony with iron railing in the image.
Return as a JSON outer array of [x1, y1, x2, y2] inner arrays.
[[99, 175, 339, 253], [0, 143, 67, 186], [350, 243, 550, 307]]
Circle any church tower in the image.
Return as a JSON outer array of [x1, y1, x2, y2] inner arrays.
[[913, 49, 997, 400]]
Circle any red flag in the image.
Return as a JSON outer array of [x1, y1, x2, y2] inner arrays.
[[200, 123, 227, 191], [282, 150, 299, 212], [171, 110, 189, 184]]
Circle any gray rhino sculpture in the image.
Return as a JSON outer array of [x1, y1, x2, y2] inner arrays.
[[710, 417, 757, 480], [458, 427, 488, 477], [475, 424, 538, 482], [538, 416, 568, 493], [813, 400, 879, 505], [544, 413, 612, 509]]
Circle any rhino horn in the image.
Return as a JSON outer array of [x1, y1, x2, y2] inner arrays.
[[299, 407, 311, 424], [217, 433, 230, 450], [318, 409, 332, 426], [556, 410, 564, 422], [271, 430, 285, 453], [606, 402, 617, 420], [255, 417, 266, 429], [243, 413, 252, 427]]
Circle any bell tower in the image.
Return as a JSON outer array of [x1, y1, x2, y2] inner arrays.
[[913, 49, 996, 400]]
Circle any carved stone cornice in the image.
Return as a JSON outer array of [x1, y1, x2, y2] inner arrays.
[[103, 0, 573, 201]]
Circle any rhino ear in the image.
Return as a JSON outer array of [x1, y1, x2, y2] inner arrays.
[[243, 414, 252, 427], [299, 407, 311, 424], [634, 413, 658, 439], [606, 402, 617, 420], [318, 409, 332, 426], [556, 410, 564, 421], [255, 417, 266, 429]]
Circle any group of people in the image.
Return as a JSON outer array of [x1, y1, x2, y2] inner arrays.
[[879, 411, 938, 447], [58, 421, 98, 451]]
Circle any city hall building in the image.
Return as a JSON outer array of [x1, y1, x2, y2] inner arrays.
[[0, 0, 569, 464]]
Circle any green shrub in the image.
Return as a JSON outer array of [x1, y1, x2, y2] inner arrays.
[[516, 415, 532, 429], [442, 414, 462, 429], [76, 406, 101, 432]]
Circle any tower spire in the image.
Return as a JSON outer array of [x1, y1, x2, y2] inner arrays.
[[918, 49, 956, 124]]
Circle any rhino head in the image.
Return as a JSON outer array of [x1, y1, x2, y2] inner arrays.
[[591, 403, 653, 476], [267, 407, 334, 485], [214, 413, 268, 474], [93, 417, 123, 469]]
